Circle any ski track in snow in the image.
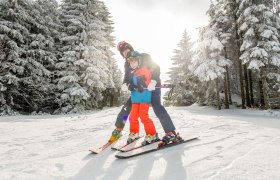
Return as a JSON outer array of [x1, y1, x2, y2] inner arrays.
[[206, 137, 277, 180], [0, 105, 280, 180]]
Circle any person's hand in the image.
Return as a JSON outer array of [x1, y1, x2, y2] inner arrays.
[[137, 76, 146, 86], [128, 83, 136, 91], [147, 80, 157, 91], [121, 84, 129, 92], [137, 84, 144, 93]]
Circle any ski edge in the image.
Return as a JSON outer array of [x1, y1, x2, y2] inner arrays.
[[119, 138, 161, 152]]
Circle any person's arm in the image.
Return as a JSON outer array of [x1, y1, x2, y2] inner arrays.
[[146, 60, 161, 86], [123, 61, 129, 84], [123, 61, 132, 84], [141, 54, 161, 85], [150, 63, 160, 85]]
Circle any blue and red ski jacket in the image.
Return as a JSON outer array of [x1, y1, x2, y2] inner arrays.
[[130, 67, 152, 103]]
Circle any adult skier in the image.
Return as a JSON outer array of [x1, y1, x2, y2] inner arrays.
[[108, 41, 179, 144]]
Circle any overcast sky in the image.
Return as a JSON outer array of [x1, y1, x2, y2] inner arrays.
[[58, 0, 210, 82], [103, 0, 210, 81]]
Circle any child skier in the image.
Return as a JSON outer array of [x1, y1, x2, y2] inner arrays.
[[126, 51, 159, 145]]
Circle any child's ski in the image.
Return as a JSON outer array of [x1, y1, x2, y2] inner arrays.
[[115, 136, 199, 159], [111, 135, 145, 151], [117, 136, 160, 152]]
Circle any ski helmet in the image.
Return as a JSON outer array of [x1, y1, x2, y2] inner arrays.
[[117, 41, 134, 57], [127, 51, 141, 69], [126, 51, 142, 64]]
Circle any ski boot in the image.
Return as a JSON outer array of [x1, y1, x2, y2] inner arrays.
[[141, 133, 160, 146], [127, 132, 140, 144], [108, 128, 122, 143], [161, 131, 183, 144]]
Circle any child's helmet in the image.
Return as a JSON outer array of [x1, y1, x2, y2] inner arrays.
[[126, 51, 141, 59]]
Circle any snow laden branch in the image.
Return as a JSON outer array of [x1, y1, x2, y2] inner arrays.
[[191, 27, 231, 82]]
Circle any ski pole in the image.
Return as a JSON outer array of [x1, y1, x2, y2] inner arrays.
[[155, 84, 175, 88]]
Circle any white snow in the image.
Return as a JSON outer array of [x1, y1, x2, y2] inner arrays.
[[0, 105, 280, 180]]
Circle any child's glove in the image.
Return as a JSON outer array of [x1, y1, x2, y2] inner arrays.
[[135, 76, 146, 93], [147, 80, 157, 91], [137, 76, 146, 86], [128, 83, 136, 91], [137, 84, 144, 93]]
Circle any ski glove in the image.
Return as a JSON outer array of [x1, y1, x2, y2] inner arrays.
[[128, 83, 136, 91], [136, 75, 147, 93], [147, 80, 157, 91], [136, 75, 147, 86], [128, 83, 144, 92], [137, 84, 145, 93]]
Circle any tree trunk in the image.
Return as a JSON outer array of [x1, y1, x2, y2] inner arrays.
[[215, 78, 221, 110], [259, 79, 265, 109], [260, 67, 270, 109], [234, 15, 246, 109], [112, 89, 121, 106], [102, 89, 110, 108], [226, 66, 232, 104], [223, 73, 229, 109], [224, 47, 232, 104], [248, 69, 254, 106], [243, 64, 251, 107], [110, 93, 114, 107]]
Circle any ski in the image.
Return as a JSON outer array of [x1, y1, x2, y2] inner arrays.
[[90, 135, 143, 154], [115, 133, 162, 152], [118, 136, 160, 152], [89, 131, 128, 154], [115, 136, 199, 159], [89, 141, 113, 154], [111, 135, 145, 151]]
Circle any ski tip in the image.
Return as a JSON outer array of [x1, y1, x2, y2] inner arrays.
[[89, 150, 99, 154], [182, 136, 199, 141], [115, 154, 128, 159], [119, 149, 128, 152], [192, 136, 200, 140]]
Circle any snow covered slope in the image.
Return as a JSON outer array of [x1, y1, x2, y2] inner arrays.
[[0, 105, 280, 180]]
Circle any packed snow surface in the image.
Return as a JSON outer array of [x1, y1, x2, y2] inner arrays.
[[0, 104, 280, 180]]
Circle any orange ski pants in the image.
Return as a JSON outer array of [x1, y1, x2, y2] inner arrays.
[[129, 103, 156, 135]]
